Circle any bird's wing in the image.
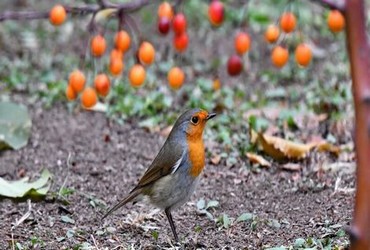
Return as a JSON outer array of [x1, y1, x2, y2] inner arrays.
[[132, 140, 184, 191]]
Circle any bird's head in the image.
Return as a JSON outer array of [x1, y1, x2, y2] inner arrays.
[[171, 108, 216, 141]]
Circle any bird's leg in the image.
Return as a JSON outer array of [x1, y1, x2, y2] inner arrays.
[[165, 208, 179, 242]]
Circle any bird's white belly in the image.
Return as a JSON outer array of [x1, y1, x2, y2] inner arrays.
[[149, 172, 199, 210]]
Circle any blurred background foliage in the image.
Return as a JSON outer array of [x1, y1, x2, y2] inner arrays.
[[0, 0, 362, 156]]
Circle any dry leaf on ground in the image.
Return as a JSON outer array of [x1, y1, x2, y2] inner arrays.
[[315, 141, 341, 156], [281, 163, 302, 171], [250, 129, 341, 161], [258, 133, 312, 161], [211, 154, 221, 165], [246, 152, 271, 167]]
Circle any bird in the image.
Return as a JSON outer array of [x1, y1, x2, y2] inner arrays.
[[101, 108, 216, 242]]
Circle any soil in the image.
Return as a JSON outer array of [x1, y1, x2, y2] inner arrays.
[[0, 99, 355, 249]]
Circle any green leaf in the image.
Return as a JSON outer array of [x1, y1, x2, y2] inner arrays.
[[266, 87, 287, 99], [248, 115, 269, 132], [138, 117, 159, 130], [94, 8, 117, 23], [218, 213, 232, 229], [264, 247, 287, 250], [0, 169, 52, 198], [236, 212, 253, 222], [15, 242, 24, 250], [56, 237, 65, 242], [66, 229, 75, 238], [267, 219, 281, 229], [61, 215, 75, 224], [151, 230, 159, 241], [0, 102, 31, 150], [206, 200, 219, 209], [197, 199, 206, 210], [223, 214, 231, 228], [248, 11, 270, 24], [204, 210, 214, 220], [294, 238, 306, 247]]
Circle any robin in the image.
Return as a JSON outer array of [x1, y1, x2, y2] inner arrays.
[[102, 108, 216, 242]]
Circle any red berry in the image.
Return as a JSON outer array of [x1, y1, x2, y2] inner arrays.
[[208, 0, 224, 26], [158, 17, 171, 35], [172, 13, 187, 35], [173, 32, 189, 52], [227, 55, 243, 76]]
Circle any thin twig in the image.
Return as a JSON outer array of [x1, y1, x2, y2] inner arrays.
[[57, 153, 72, 199], [11, 199, 32, 231], [11, 232, 14, 250], [91, 234, 100, 250], [125, 14, 142, 42]]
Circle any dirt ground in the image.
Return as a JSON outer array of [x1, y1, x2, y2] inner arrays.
[[0, 97, 355, 249]]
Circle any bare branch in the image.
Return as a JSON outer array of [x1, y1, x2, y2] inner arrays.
[[116, 0, 152, 12], [309, 0, 346, 12], [97, 0, 110, 8], [0, 10, 49, 22], [0, 0, 152, 22]]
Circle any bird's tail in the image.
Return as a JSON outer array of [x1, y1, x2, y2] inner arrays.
[[101, 189, 142, 220]]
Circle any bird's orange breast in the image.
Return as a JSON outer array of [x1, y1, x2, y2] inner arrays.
[[187, 137, 205, 177]]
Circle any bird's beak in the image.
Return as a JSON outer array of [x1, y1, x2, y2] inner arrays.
[[206, 113, 217, 121]]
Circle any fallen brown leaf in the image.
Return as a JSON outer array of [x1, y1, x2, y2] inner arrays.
[[316, 141, 341, 156], [210, 154, 221, 165], [258, 133, 312, 161], [246, 152, 271, 167], [281, 163, 302, 171]]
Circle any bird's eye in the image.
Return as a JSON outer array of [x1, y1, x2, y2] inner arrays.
[[191, 116, 199, 124]]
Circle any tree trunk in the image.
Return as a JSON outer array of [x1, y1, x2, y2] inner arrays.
[[345, 0, 370, 249]]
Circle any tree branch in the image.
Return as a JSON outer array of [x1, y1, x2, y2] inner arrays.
[[309, 0, 346, 12], [0, 0, 152, 22], [345, 0, 370, 249]]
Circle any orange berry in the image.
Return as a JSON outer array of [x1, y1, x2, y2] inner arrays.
[[109, 58, 124, 76], [110, 49, 123, 61], [49, 5, 66, 26], [115, 30, 131, 53], [265, 25, 280, 43], [91, 35, 106, 57], [138, 41, 155, 65], [234, 32, 251, 55], [327, 10, 345, 33], [295, 44, 312, 67], [271, 46, 289, 68], [81, 87, 98, 108], [280, 12, 296, 33], [167, 67, 185, 89], [158, 2, 174, 20], [65, 85, 76, 101], [68, 70, 86, 93], [212, 78, 221, 91], [129, 64, 146, 87], [94, 74, 110, 97]]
